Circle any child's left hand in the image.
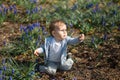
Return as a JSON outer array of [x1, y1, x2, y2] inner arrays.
[[79, 34, 85, 42]]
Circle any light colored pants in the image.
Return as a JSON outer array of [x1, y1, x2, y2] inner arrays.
[[39, 58, 74, 75]]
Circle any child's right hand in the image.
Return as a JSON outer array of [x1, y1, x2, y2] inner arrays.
[[34, 49, 39, 56]]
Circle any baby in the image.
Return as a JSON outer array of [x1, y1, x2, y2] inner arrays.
[[34, 20, 85, 75]]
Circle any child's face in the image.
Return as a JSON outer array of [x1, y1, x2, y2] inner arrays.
[[52, 24, 67, 41]]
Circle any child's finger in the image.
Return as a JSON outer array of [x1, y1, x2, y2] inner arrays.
[[34, 51, 39, 56], [80, 34, 84, 38]]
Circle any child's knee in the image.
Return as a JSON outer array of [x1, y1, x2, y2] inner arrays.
[[47, 67, 57, 75], [61, 58, 74, 70]]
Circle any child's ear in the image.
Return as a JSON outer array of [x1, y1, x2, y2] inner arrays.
[[52, 31, 55, 36]]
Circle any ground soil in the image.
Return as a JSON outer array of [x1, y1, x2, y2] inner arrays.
[[0, 22, 120, 80]]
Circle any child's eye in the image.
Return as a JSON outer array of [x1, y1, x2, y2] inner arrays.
[[59, 30, 67, 32]]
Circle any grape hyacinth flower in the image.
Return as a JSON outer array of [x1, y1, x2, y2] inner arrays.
[[39, 6, 42, 11], [72, 77, 77, 80], [103, 33, 107, 40], [3, 7, 8, 14], [3, 40, 6, 46], [2, 58, 6, 65], [91, 36, 95, 44], [101, 16, 106, 27], [26, 9, 31, 14], [92, 3, 99, 13], [0, 77, 2, 80], [13, 9, 17, 14], [12, 69, 15, 74], [9, 5, 13, 11], [0, 70, 2, 75], [118, 26, 120, 31], [3, 65, 6, 71], [112, 10, 117, 15], [71, 3, 78, 11], [9, 76, 12, 80], [107, 1, 113, 6], [86, 3, 94, 9], [30, 0, 37, 3]]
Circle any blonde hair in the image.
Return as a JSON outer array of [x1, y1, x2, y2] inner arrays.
[[49, 20, 66, 36]]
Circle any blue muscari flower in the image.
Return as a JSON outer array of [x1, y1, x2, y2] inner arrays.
[[30, 0, 37, 3], [20, 25, 24, 32], [36, 22, 40, 27], [3, 65, 6, 71], [103, 33, 107, 40], [3, 7, 8, 14], [86, 3, 94, 9], [92, 3, 100, 13], [92, 9, 97, 13], [107, 1, 113, 6], [112, 10, 117, 15], [42, 26, 45, 31], [72, 77, 77, 80], [0, 4, 5, 8], [2, 75, 5, 80], [12, 69, 14, 74], [101, 16, 106, 27], [102, 21, 106, 27], [9, 5, 13, 11], [32, 7, 38, 14], [13, 9, 17, 14], [0, 77, 2, 80], [29, 71, 35, 76], [34, 7, 38, 13], [2, 58, 6, 65], [71, 3, 78, 11], [9, 76, 12, 80], [91, 36, 94, 44], [112, 22, 115, 27], [39, 6, 42, 11], [26, 25, 32, 32], [26, 9, 31, 14], [30, 25, 35, 31], [69, 23, 73, 27], [32, 23, 36, 27], [23, 26, 28, 34], [0, 70, 2, 75], [32, 22, 40, 27], [12, 4, 16, 9]]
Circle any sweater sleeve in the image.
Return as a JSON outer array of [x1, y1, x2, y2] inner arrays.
[[67, 36, 80, 45]]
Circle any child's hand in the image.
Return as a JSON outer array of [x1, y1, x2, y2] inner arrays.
[[79, 34, 85, 42], [34, 48, 43, 56], [34, 49, 39, 56]]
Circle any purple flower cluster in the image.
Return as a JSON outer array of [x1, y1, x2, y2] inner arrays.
[[26, 6, 42, 15], [20, 21, 40, 33], [0, 58, 14, 80], [0, 4, 17, 15]]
